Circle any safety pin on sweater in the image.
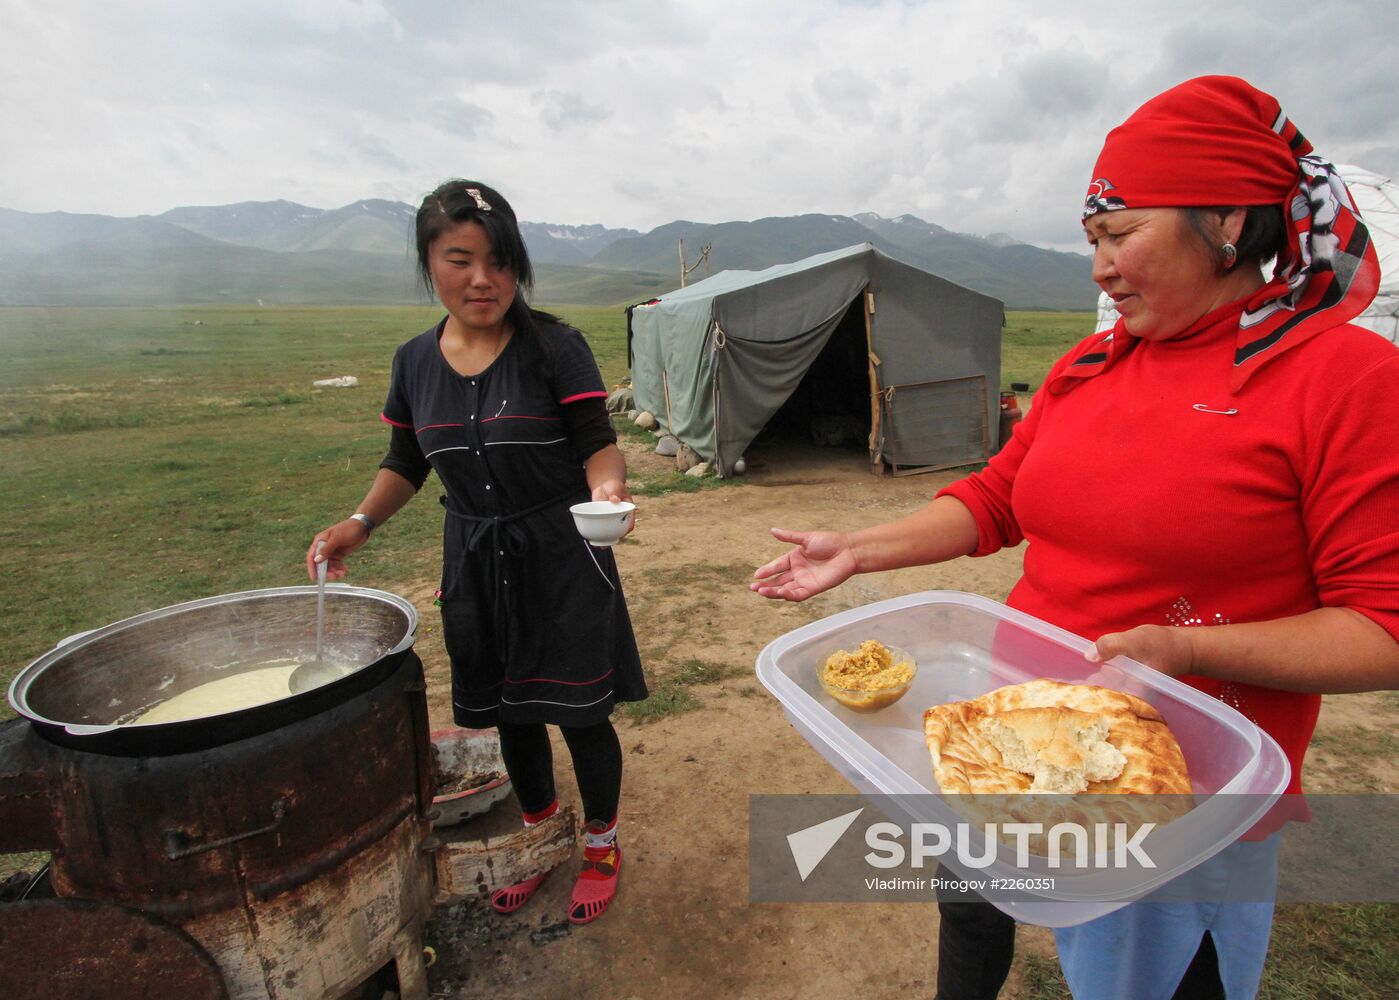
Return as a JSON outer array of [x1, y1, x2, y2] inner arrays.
[[1192, 403, 1239, 415]]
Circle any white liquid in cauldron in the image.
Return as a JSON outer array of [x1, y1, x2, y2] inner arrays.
[[131, 661, 304, 724]]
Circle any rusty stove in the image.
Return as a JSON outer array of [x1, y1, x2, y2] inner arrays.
[[0, 587, 579, 999]]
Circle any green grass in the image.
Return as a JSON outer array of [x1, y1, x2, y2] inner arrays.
[[0, 304, 1099, 706], [670, 657, 746, 686], [618, 656, 744, 723], [1000, 310, 1096, 391], [618, 681, 701, 722], [631, 471, 725, 496], [1313, 725, 1399, 759], [1019, 952, 1072, 999], [1260, 905, 1399, 999]]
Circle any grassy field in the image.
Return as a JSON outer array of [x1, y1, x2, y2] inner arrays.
[[2, 304, 1391, 995], [0, 303, 642, 697], [1000, 310, 1098, 389], [0, 303, 1088, 695]]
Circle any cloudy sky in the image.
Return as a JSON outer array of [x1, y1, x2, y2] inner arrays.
[[4, 0, 1397, 251]]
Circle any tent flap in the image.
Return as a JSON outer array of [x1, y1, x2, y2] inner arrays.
[[713, 305, 850, 474]]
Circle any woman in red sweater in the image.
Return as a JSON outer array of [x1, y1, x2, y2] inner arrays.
[[753, 76, 1399, 999]]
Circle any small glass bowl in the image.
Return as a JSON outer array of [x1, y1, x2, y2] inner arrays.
[[817, 644, 917, 712]]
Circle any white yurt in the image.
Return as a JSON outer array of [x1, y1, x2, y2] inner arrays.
[[1094, 289, 1119, 334], [1338, 163, 1399, 344], [1093, 164, 1399, 343]]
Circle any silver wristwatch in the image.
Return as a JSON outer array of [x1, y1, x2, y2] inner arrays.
[[350, 512, 377, 534]]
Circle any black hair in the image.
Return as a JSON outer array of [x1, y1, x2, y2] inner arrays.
[[1183, 205, 1288, 270], [414, 179, 559, 334]]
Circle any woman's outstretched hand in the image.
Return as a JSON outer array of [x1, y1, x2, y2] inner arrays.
[[750, 527, 857, 602]]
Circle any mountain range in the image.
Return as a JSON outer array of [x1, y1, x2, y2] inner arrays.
[[0, 200, 1095, 309]]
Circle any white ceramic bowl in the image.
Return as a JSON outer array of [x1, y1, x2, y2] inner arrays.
[[569, 500, 636, 547]]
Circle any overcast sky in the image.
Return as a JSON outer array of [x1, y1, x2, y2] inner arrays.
[[4, 0, 1397, 252]]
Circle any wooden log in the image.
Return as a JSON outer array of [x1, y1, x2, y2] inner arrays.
[[662, 369, 675, 436], [864, 288, 884, 476], [433, 805, 577, 905]]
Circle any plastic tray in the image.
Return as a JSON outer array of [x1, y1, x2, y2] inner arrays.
[[755, 591, 1290, 926]]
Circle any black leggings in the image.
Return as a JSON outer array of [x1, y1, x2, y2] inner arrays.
[[496, 718, 623, 824], [934, 896, 1224, 999], [1173, 931, 1226, 1000], [934, 897, 1016, 1000]]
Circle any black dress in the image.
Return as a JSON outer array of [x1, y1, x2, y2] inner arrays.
[[381, 317, 647, 727]]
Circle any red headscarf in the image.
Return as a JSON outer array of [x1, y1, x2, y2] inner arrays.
[[1072, 75, 1380, 392]]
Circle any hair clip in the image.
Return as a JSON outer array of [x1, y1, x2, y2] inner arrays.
[[466, 188, 493, 211]]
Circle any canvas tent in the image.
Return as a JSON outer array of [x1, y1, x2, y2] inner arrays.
[[1095, 163, 1399, 342], [627, 243, 1004, 477]]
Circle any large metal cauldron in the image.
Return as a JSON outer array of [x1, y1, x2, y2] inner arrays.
[[8, 584, 417, 754], [0, 585, 437, 1000]]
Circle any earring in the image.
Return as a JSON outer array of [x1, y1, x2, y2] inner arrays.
[[1221, 243, 1238, 269]]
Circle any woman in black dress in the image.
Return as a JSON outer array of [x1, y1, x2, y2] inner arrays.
[[307, 179, 647, 924]]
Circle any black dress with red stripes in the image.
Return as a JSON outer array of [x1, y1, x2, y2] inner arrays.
[[381, 317, 647, 727]]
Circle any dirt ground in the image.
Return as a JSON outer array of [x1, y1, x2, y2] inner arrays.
[[415, 440, 1397, 1000]]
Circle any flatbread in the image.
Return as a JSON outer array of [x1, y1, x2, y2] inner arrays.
[[981, 708, 1127, 791], [923, 678, 1192, 796], [922, 679, 1194, 844]]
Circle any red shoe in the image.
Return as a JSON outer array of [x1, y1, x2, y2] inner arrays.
[[491, 871, 548, 914], [568, 845, 620, 924]]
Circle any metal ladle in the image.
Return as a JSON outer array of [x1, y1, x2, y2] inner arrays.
[[288, 541, 351, 695]]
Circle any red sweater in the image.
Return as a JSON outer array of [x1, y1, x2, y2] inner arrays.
[[941, 301, 1399, 795]]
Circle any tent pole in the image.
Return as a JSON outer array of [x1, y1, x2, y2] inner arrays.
[[662, 369, 674, 436], [711, 323, 726, 477], [864, 287, 884, 476]]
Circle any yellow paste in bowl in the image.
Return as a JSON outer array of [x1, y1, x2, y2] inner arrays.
[[819, 640, 915, 710]]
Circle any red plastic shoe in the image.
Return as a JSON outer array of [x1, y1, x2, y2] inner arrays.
[[568, 845, 621, 924], [491, 872, 548, 914]]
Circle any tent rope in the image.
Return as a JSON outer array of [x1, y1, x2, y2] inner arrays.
[[713, 324, 727, 349]]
